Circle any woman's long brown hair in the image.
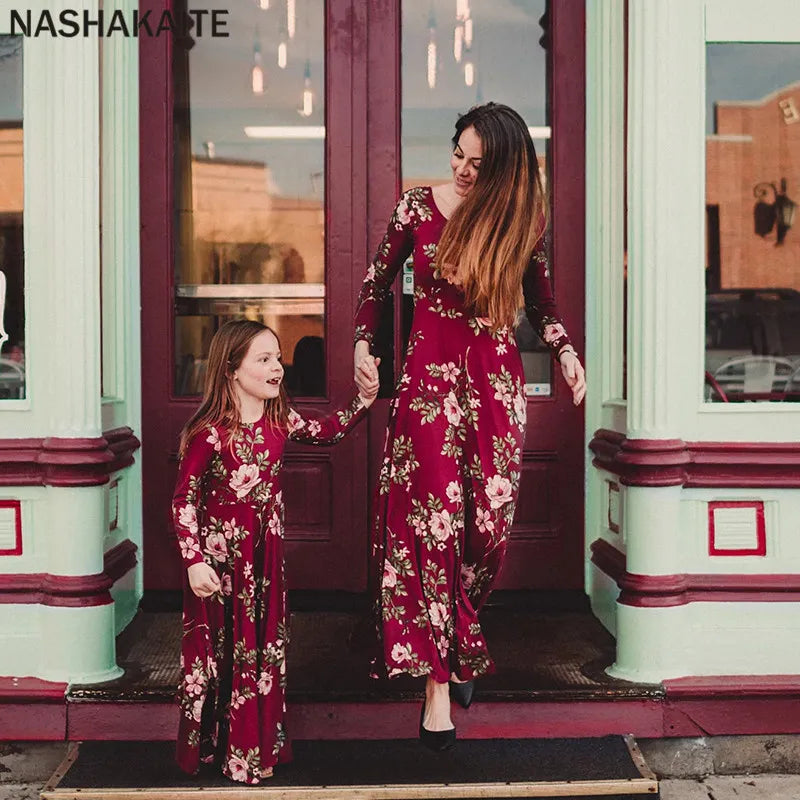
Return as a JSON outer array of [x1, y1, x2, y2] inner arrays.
[[178, 320, 290, 458], [436, 102, 548, 330]]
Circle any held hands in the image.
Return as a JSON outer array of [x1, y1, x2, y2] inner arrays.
[[187, 562, 221, 598], [558, 349, 586, 406], [354, 340, 380, 408]]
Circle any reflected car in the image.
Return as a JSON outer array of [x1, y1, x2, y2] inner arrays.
[[705, 288, 800, 401]]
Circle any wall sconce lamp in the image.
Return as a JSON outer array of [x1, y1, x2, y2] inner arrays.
[[754, 178, 797, 245]]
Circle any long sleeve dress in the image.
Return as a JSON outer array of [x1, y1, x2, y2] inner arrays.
[[355, 186, 572, 684], [172, 397, 366, 785]]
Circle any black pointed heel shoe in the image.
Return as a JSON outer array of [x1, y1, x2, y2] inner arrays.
[[419, 701, 456, 752], [449, 679, 475, 709]]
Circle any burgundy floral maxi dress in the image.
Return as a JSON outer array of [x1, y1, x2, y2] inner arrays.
[[172, 397, 366, 784], [355, 186, 572, 684]]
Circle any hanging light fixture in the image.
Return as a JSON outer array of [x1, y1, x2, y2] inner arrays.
[[251, 36, 265, 95], [454, 23, 463, 62], [456, 0, 469, 21], [258, 0, 269, 8], [427, 6, 437, 90], [464, 55, 474, 87], [298, 58, 313, 117], [278, 20, 288, 68], [287, 0, 296, 39], [464, 13, 473, 48]]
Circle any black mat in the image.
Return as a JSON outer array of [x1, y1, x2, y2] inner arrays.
[[54, 737, 652, 789], [67, 610, 663, 704]]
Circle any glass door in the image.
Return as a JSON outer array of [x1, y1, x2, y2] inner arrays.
[[141, 0, 369, 592]]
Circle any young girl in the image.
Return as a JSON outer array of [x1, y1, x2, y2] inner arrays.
[[173, 320, 378, 784]]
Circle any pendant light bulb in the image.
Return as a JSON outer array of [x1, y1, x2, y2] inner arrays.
[[427, 7, 437, 90], [278, 40, 287, 69], [299, 58, 313, 116], [454, 24, 463, 62], [251, 41, 265, 95], [258, 0, 269, 8], [287, 0, 296, 39], [464, 15, 473, 48], [464, 61, 474, 87]]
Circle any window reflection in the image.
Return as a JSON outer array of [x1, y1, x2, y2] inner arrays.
[[705, 44, 800, 403], [0, 36, 24, 400], [173, 0, 325, 397], [400, 0, 552, 396]]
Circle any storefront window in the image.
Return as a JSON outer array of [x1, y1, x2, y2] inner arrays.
[[0, 36, 24, 401], [401, 0, 552, 396], [174, 0, 325, 397], [704, 44, 800, 403]]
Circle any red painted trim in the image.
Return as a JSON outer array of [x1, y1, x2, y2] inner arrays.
[[0, 428, 140, 487], [665, 675, 800, 697], [708, 500, 766, 556], [0, 704, 67, 740], [607, 481, 620, 534], [103, 539, 139, 583], [590, 429, 800, 487], [0, 676, 68, 700], [590, 538, 800, 606], [0, 540, 137, 607], [0, 499, 22, 555]]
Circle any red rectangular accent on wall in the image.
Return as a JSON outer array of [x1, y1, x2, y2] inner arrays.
[[708, 500, 766, 557], [0, 500, 22, 556]]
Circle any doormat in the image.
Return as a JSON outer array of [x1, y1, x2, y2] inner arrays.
[[42, 735, 658, 799]]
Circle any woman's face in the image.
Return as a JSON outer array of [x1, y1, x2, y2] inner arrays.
[[450, 125, 482, 197]]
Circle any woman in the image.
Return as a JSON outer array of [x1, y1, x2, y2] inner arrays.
[[353, 103, 586, 750]]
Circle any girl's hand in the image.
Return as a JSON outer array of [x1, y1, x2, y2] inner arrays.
[[187, 562, 221, 598], [354, 341, 380, 399], [558, 350, 586, 406]]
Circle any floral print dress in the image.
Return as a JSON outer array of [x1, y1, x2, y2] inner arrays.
[[172, 397, 366, 785], [355, 186, 572, 684]]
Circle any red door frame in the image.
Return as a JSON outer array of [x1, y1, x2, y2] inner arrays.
[[364, 0, 586, 590], [139, 0, 371, 592]]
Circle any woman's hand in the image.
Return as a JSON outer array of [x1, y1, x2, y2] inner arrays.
[[558, 350, 586, 406], [354, 340, 380, 400], [187, 562, 221, 598]]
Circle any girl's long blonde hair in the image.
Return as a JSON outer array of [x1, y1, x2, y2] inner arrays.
[[436, 102, 548, 330], [178, 320, 289, 458]]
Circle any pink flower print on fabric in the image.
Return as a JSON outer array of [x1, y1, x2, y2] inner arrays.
[[180, 536, 201, 561], [445, 481, 462, 505], [382, 559, 398, 589], [287, 409, 304, 433], [257, 670, 273, 696], [184, 670, 205, 696], [476, 507, 495, 534], [391, 642, 413, 664], [229, 463, 261, 499], [227, 756, 249, 783], [443, 392, 463, 426], [178, 504, 199, 535], [461, 562, 477, 589], [485, 475, 513, 509], [206, 427, 222, 452], [204, 532, 228, 563], [395, 199, 412, 227], [543, 322, 567, 344], [440, 362, 461, 383], [430, 510, 454, 544]]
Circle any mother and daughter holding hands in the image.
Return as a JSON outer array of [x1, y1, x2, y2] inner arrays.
[[172, 102, 586, 785]]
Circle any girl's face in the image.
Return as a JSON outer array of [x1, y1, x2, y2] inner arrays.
[[232, 329, 284, 402], [450, 125, 482, 197]]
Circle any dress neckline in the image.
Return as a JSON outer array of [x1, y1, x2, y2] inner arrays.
[[428, 186, 452, 222]]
